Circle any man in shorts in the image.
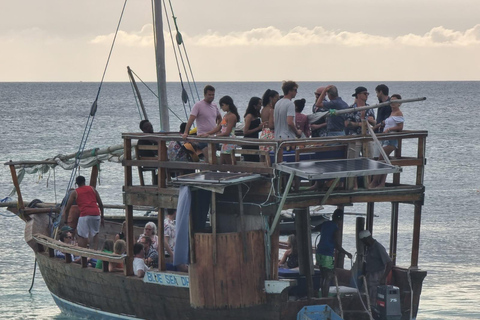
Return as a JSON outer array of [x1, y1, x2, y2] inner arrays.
[[64, 176, 104, 249], [315, 209, 352, 297]]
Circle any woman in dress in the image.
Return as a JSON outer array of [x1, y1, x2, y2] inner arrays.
[[202, 95, 240, 164], [137, 222, 159, 250], [243, 97, 264, 162], [369, 94, 405, 188], [259, 89, 280, 152]]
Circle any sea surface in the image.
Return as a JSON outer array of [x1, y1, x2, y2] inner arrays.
[[0, 81, 479, 319]]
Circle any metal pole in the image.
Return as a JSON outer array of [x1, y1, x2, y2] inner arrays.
[[153, 0, 170, 132]]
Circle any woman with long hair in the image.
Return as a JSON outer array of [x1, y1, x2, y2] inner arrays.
[[259, 89, 279, 152], [202, 95, 240, 164], [243, 97, 263, 162]]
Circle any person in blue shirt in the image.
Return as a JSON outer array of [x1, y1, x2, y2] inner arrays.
[[315, 209, 352, 297]]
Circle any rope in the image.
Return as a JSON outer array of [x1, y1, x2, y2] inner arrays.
[[129, 68, 185, 123], [58, 0, 129, 233], [28, 258, 37, 292]]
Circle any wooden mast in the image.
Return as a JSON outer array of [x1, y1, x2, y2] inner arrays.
[[153, 0, 170, 132]]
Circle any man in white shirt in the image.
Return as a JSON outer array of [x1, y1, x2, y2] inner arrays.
[[274, 81, 302, 140], [133, 243, 149, 278]]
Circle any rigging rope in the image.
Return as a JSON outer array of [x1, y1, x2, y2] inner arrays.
[[58, 0, 129, 229], [129, 68, 184, 122], [161, 0, 196, 114], [167, 0, 201, 102]]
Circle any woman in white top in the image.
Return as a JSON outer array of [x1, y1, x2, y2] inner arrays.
[[369, 94, 405, 189], [137, 222, 159, 250]]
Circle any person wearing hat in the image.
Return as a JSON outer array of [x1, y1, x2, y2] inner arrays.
[[310, 86, 329, 137], [315, 209, 352, 297], [344, 87, 376, 136], [314, 85, 348, 137], [358, 230, 393, 304]]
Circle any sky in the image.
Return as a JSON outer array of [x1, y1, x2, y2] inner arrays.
[[1, 0, 479, 82]]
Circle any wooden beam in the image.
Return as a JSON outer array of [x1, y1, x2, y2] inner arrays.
[[8, 164, 25, 211], [89, 164, 99, 188], [295, 207, 314, 298], [123, 137, 134, 276], [366, 202, 374, 233], [390, 202, 399, 265], [211, 192, 217, 265], [411, 202, 422, 267]]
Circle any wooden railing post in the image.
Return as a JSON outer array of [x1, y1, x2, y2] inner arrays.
[[124, 137, 134, 276]]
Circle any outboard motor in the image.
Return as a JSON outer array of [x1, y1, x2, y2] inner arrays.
[[373, 285, 402, 320]]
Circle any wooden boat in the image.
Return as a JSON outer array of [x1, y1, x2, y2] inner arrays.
[[6, 127, 428, 320], [4, 2, 428, 319]]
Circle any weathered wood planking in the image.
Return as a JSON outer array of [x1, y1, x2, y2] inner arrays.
[[190, 230, 266, 309]]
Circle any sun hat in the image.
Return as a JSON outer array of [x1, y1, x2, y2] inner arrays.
[[352, 86, 368, 97]]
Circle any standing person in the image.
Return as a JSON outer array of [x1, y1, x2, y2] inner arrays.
[[314, 85, 348, 137], [182, 85, 222, 155], [344, 87, 376, 136], [201, 95, 240, 164], [259, 89, 279, 152], [374, 84, 391, 133], [358, 230, 393, 304], [310, 87, 328, 138], [274, 81, 303, 140], [369, 94, 405, 188], [315, 209, 352, 298], [64, 176, 104, 249], [164, 209, 176, 262], [243, 97, 263, 162], [294, 98, 310, 138]]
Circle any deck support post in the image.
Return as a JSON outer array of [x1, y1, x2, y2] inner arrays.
[[366, 202, 374, 233], [390, 202, 399, 265], [124, 138, 134, 276], [158, 208, 166, 271], [355, 217, 366, 276], [211, 192, 217, 265], [238, 185, 248, 262], [411, 202, 422, 267], [269, 172, 295, 236], [295, 207, 314, 299]]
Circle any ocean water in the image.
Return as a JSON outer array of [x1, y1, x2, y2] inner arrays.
[[0, 81, 479, 319]]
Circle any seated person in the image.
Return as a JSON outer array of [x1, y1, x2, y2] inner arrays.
[[133, 243, 149, 278], [138, 120, 158, 158], [55, 231, 75, 259], [278, 234, 298, 269], [109, 239, 126, 272], [95, 239, 114, 270], [140, 236, 158, 268], [115, 221, 126, 242], [137, 222, 159, 250], [164, 209, 176, 262]]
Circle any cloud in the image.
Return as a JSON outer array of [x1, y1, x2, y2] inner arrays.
[[90, 24, 154, 47], [90, 24, 480, 48]]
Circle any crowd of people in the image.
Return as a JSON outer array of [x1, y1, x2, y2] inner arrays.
[[60, 175, 176, 278]]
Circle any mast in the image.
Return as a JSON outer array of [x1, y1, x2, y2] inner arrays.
[[153, 0, 170, 131]]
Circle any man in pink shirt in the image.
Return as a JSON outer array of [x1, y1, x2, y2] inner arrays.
[[182, 85, 221, 154]]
